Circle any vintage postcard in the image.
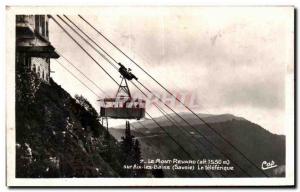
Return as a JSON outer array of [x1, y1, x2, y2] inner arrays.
[[6, 6, 295, 187]]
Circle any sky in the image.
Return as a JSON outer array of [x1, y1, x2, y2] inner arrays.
[[49, 7, 293, 135]]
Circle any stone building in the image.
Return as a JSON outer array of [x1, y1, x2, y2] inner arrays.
[[16, 15, 59, 82]]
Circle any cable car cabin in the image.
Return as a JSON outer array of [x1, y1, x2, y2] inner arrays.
[[100, 97, 146, 120]]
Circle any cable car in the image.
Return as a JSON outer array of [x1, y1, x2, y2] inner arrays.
[[99, 97, 145, 120], [99, 63, 146, 130]]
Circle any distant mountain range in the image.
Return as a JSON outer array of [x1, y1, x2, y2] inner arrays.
[[114, 113, 246, 129], [110, 113, 285, 177]]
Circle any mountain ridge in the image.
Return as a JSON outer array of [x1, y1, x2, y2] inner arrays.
[[109, 113, 285, 177]]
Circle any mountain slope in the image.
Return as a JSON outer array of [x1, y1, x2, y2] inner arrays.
[[110, 113, 285, 177], [15, 68, 125, 178]]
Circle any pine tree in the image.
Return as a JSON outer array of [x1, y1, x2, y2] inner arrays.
[[121, 121, 134, 154], [120, 121, 146, 177], [133, 139, 146, 177], [133, 139, 141, 163]]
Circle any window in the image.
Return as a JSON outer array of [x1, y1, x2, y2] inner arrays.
[[41, 15, 45, 36], [37, 66, 40, 77], [26, 57, 31, 68], [46, 20, 49, 37], [35, 15, 40, 33], [34, 15, 49, 37], [32, 64, 36, 72]]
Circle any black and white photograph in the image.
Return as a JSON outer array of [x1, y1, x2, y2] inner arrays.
[[5, 6, 295, 187]]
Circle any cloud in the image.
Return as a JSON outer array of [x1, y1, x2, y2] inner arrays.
[[49, 7, 293, 134]]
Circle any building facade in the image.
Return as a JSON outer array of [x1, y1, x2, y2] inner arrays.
[[16, 15, 59, 83]]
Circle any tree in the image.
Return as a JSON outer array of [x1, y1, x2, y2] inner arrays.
[[133, 139, 146, 177], [120, 121, 146, 177], [74, 95, 102, 137]]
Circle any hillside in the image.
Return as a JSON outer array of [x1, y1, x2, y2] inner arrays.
[[110, 113, 285, 177], [15, 67, 128, 178]]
